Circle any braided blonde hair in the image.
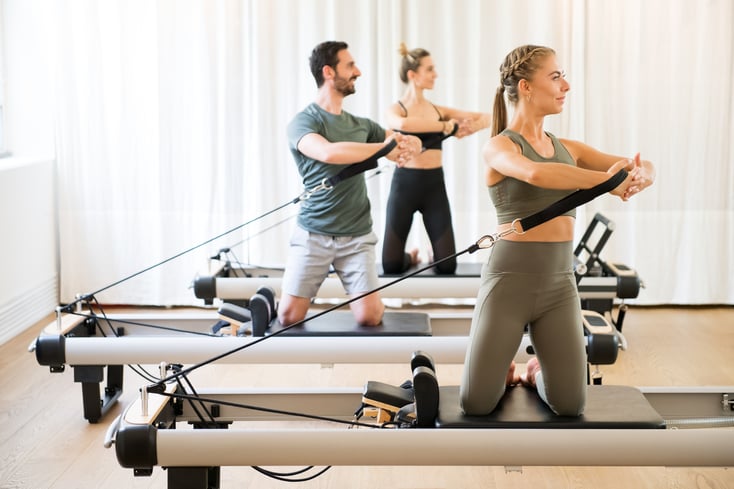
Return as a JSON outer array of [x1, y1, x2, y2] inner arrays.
[[492, 45, 555, 136], [398, 42, 430, 84]]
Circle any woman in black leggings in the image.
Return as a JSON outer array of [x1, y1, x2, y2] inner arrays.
[[381, 43, 490, 275]]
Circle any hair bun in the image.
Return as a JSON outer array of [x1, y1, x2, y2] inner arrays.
[[398, 42, 409, 57]]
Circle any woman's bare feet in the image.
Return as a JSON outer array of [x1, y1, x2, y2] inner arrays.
[[506, 361, 521, 386], [520, 357, 541, 388], [408, 248, 420, 267]]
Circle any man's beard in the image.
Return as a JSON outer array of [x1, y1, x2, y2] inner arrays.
[[334, 74, 356, 96]]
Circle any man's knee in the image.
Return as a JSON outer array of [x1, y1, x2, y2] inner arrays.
[[277, 295, 309, 326], [350, 296, 384, 326], [353, 308, 383, 327]]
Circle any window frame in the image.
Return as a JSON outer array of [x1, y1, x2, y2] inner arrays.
[[0, 0, 8, 158]]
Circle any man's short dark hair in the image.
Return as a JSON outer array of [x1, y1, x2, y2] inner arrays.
[[309, 41, 348, 88]]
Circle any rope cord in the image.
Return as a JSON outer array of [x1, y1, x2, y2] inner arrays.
[[159, 391, 382, 429], [61, 140, 398, 312], [145, 168, 629, 385], [114, 167, 628, 482]]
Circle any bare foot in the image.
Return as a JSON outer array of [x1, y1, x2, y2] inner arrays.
[[408, 248, 420, 266], [520, 357, 541, 388], [506, 360, 521, 386]]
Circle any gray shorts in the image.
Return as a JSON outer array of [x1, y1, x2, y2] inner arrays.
[[281, 226, 380, 298]]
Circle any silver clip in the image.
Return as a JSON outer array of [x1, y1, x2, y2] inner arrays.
[[506, 218, 526, 236], [299, 178, 333, 201], [476, 219, 526, 249], [475, 234, 497, 249]]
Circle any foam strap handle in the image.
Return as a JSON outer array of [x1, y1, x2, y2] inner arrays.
[[518, 169, 629, 232], [417, 122, 459, 152], [326, 138, 398, 187]]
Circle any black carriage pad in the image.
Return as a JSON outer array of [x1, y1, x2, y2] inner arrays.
[[268, 311, 432, 337], [435, 385, 665, 429], [381, 262, 481, 278]]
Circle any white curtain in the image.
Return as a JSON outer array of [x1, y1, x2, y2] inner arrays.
[[47, 0, 733, 305]]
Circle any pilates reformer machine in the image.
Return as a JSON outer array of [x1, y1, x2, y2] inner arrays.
[[31, 147, 733, 486], [103, 347, 734, 488], [193, 212, 641, 327], [31, 288, 621, 423], [31, 166, 637, 425]]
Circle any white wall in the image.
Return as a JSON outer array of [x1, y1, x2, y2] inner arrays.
[[0, 0, 58, 344], [0, 158, 58, 344]]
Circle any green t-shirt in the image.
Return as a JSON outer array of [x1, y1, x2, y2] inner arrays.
[[287, 103, 386, 236]]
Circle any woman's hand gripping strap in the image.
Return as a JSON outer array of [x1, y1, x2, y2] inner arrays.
[[518, 169, 629, 232]]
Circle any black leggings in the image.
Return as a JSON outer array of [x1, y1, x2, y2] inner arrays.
[[382, 167, 456, 274]]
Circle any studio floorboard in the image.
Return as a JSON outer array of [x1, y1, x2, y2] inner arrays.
[[1, 305, 733, 489]]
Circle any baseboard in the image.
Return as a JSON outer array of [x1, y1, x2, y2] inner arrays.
[[0, 275, 58, 345]]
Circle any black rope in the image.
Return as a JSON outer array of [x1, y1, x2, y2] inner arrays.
[[150, 248, 472, 387], [74, 310, 219, 337], [216, 162, 391, 267], [148, 169, 630, 386], [159, 391, 381, 429], [62, 141, 398, 312], [124, 168, 629, 483], [63, 199, 294, 311], [251, 465, 332, 483]]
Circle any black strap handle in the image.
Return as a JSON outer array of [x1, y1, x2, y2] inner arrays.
[[326, 138, 398, 187], [428, 122, 459, 150], [402, 123, 459, 153], [518, 169, 629, 232]]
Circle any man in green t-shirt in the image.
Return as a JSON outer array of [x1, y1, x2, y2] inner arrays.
[[278, 41, 421, 327]]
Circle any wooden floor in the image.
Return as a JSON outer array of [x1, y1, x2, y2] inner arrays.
[[1, 305, 733, 489]]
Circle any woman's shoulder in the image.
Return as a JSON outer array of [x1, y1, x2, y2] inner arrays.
[[485, 133, 521, 154]]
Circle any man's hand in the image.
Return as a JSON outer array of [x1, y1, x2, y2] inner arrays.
[[387, 133, 422, 166]]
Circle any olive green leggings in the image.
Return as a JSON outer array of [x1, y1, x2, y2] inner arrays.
[[460, 240, 587, 416]]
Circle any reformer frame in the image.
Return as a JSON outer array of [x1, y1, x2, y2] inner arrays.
[[194, 213, 642, 308], [106, 381, 734, 487], [32, 307, 621, 422]]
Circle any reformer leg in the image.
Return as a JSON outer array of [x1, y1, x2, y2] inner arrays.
[[167, 466, 220, 489], [75, 364, 123, 423]]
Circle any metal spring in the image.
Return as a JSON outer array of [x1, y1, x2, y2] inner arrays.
[[665, 417, 734, 429]]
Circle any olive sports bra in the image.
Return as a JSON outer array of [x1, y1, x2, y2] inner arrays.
[[488, 129, 577, 223]]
